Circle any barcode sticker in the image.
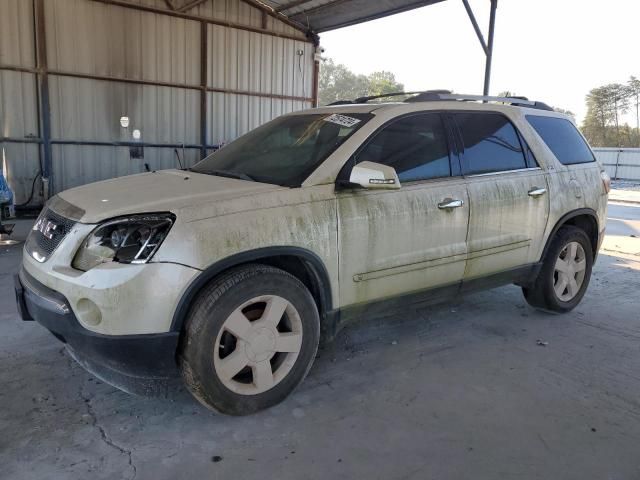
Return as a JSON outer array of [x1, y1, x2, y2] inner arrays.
[[323, 114, 362, 128]]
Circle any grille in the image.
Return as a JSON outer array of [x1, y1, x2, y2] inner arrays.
[[26, 207, 77, 262]]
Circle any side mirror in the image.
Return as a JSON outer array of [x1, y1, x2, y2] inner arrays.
[[348, 161, 401, 190]]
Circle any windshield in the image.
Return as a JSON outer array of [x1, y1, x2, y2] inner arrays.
[[191, 112, 373, 187]]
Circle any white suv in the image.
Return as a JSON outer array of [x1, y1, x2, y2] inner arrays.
[[15, 91, 609, 415]]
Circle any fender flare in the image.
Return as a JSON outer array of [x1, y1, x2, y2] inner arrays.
[[170, 246, 334, 332], [539, 208, 600, 262]]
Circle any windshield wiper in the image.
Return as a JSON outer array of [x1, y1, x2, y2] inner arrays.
[[198, 169, 255, 182]]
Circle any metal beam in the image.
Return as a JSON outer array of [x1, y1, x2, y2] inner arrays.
[[461, 0, 487, 55], [177, 0, 208, 12], [237, 0, 316, 40], [91, 0, 311, 44], [34, 0, 52, 199], [275, 0, 314, 13], [0, 64, 315, 103], [200, 21, 208, 159], [483, 0, 497, 96]]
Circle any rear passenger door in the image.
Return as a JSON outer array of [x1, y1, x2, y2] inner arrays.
[[336, 112, 469, 307], [452, 112, 550, 280]]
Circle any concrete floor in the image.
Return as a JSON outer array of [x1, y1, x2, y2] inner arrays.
[[1, 203, 640, 480]]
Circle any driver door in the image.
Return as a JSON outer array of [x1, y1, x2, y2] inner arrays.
[[336, 112, 469, 308]]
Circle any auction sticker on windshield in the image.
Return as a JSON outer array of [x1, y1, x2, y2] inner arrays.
[[323, 114, 362, 128]]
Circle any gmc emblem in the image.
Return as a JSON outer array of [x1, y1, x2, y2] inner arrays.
[[34, 217, 59, 240]]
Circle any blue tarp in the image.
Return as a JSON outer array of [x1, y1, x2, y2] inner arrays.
[[0, 171, 14, 206]]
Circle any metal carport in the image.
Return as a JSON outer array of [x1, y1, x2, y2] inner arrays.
[[255, 0, 499, 95], [0, 0, 498, 206]]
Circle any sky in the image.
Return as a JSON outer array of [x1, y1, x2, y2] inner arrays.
[[319, 0, 640, 124]]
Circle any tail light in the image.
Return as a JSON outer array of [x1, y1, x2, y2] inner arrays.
[[600, 171, 611, 194]]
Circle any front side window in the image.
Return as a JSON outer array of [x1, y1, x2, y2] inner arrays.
[[354, 113, 451, 182], [526, 115, 595, 165], [191, 112, 372, 187], [455, 113, 528, 175]]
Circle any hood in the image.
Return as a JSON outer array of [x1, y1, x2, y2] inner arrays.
[[55, 169, 285, 223]]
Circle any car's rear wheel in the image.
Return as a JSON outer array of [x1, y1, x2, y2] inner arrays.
[[179, 264, 320, 415], [523, 225, 594, 313]]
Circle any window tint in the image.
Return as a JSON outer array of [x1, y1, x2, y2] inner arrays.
[[455, 113, 527, 175], [526, 115, 595, 165], [192, 113, 372, 187], [355, 113, 451, 182]]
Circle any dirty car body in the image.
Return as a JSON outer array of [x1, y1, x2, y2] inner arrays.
[[15, 94, 609, 414]]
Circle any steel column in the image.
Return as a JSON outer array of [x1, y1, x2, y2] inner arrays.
[[34, 0, 52, 199], [200, 22, 208, 159], [483, 0, 497, 96]]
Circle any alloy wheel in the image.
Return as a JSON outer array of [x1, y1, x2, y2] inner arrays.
[[213, 295, 303, 395], [553, 241, 587, 302]]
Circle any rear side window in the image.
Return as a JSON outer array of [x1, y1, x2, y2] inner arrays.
[[526, 115, 595, 165], [355, 113, 451, 182], [454, 113, 528, 175]]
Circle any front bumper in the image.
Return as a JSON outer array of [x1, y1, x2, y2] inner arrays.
[[15, 268, 180, 395]]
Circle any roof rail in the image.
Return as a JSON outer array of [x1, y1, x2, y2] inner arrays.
[[405, 92, 554, 111], [326, 90, 452, 106], [326, 90, 554, 111]]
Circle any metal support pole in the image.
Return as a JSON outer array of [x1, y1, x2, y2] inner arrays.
[[483, 0, 497, 96], [614, 149, 622, 180], [34, 0, 52, 199], [312, 58, 320, 107], [200, 21, 208, 160], [461, 0, 487, 55]]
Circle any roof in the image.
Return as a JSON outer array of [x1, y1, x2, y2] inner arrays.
[[258, 0, 446, 33]]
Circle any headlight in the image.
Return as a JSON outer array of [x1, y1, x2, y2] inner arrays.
[[72, 214, 175, 271]]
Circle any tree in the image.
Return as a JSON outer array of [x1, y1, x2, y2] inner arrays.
[[582, 86, 617, 146], [603, 83, 631, 142], [628, 76, 640, 135], [318, 58, 404, 105], [366, 71, 405, 98], [553, 107, 576, 121]]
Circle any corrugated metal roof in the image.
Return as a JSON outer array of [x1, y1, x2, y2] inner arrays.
[[259, 0, 446, 33]]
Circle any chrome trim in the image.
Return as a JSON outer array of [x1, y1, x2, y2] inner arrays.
[[528, 187, 547, 197], [468, 167, 542, 178], [19, 268, 71, 315], [438, 198, 465, 209]]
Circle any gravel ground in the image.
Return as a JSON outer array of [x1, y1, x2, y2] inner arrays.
[[1, 206, 640, 480]]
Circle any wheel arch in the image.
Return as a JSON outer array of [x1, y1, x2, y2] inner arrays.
[[170, 247, 334, 333], [540, 208, 600, 262]]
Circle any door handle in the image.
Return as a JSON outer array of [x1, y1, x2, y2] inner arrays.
[[438, 198, 464, 210], [528, 187, 547, 197]]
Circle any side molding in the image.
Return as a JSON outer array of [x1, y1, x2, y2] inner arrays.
[[170, 246, 334, 332]]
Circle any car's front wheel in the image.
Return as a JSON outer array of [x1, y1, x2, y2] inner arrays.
[[180, 264, 320, 415], [523, 225, 594, 313]]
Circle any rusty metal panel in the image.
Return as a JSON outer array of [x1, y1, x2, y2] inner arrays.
[[208, 26, 313, 98], [0, 69, 42, 205], [2, 143, 42, 206], [48, 76, 200, 144], [206, 92, 309, 146], [0, 0, 35, 68], [45, 0, 201, 85], [51, 145, 202, 193], [2, 0, 316, 203]]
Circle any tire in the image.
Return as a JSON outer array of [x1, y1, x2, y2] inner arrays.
[[523, 225, 593, 313], [179, 264, 320, 415]]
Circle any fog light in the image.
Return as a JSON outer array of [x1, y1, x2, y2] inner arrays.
[[76, 298, 102, 327]]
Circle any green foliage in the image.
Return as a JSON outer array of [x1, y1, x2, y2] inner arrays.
[[318, 58, 404, 106], [582, 78, 640, 147]]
